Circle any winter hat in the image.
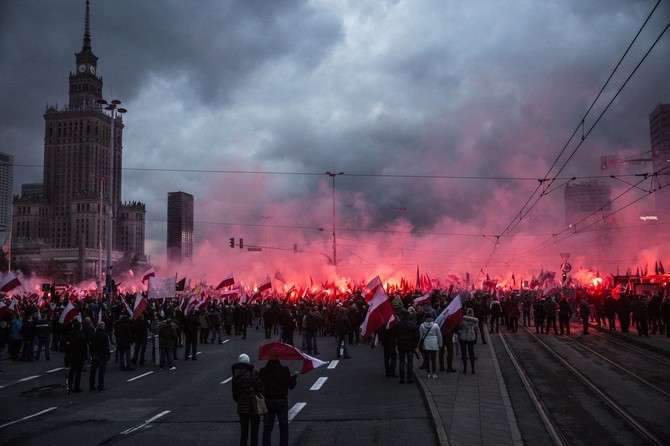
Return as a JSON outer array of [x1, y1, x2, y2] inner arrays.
[[238, 353, 250, 364]]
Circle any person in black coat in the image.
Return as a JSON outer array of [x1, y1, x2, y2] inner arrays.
[[378, 324, 397, 377], [393, 310, 420, 384], [64, 320, 87, 392], [115, 315, 134, 371], [616, 294, 631, 333], [131, 314, 150, 366], [232, 353, 265, 446], [259, 359, 297, 446], [183, 311, 199, 360], [89, 321, 111, 391]]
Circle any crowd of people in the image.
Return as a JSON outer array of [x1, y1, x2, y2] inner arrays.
[[1, 284, 669, 444]]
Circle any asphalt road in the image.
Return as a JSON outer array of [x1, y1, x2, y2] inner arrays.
[[0, 327, 437, 446]]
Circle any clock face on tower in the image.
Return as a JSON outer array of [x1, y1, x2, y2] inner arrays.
[[78, 64, 86, 73], [90, 66, 95, 74]]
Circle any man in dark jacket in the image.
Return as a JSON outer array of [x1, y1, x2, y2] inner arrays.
[[393, 309, 420, 383], [616, 294, 631, 333], [604, 293, 617, 330], [378, 324, 397, 377], [131, 314, 150, 366], [34, 312, 52, 361], [64, 320, 87, 392], [115, 315, 134, 371], [158, 318, 178, 370], [183, 311, 199, 360], [259, 359, 297, 446], [232, 353, 265, 446], [334, 307, 352, 359], [89, 321, 111, 391]]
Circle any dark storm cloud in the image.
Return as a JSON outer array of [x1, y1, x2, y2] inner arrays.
[[1, 0, 668, 274]]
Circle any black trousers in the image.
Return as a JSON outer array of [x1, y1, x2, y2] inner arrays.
[[239, 413, 260, 446]]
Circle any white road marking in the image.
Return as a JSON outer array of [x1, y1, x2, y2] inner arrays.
[[288, 402, 306, 422], [0, 407, 57, 429], [18, 375, 40, 382], [45, 367, 65, 374], [222, 339, 230, 344], [327, 360, 339, 369], [127, 371, 154, 382], [310, 377, 328, 391], [220, 377, 232, 384], [121, 410, 171, 435], [196, 351, 202, 355]]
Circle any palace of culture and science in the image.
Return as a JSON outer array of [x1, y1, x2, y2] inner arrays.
[[11, 1, 146, 283]]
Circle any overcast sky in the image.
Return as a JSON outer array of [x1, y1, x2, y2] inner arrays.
[[1, 0, 668, 285]]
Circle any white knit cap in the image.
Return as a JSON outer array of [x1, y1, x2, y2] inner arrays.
[[238, 353, 250, 364]]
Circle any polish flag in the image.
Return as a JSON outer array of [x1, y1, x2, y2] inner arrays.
[[141, 267, 156, 284], [257, 278, 272, 293], [363, 276, 382, 303], [360, 282, 396, 339], [0, 273, 22, 293], [215, 272, 235, 290], [58, 301, 79, 324], [413, 292, 431, 306], [121, 297, 133, 317], [542, 278, 559, 297], [435, 294, 464, 337], [258, 342, 327, 374], [131, 293, 148, 320], [8, 298, 20, 314]]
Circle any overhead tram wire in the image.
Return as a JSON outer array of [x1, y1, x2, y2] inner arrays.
[[498, 0, 665, 240], [514, 163, 670, 260]]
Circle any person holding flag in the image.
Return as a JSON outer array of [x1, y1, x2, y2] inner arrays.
[[457, 308, 479, 374], [259, 358, 298, 446], [393, 309, 419, 384], [419, 313, 442, 378]]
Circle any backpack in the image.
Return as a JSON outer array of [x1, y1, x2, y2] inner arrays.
[[466, 324, 476, 342]]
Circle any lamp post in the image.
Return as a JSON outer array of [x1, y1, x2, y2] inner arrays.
[[324, 171, 344, 266], [395, 207, 407, 272], [97, 98, 126, 304]]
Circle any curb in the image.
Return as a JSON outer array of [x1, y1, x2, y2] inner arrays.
[[589, 322, 670, 359], [414, 366, 450, 446]]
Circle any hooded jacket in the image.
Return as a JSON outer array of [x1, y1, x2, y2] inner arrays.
[[231, 362, 264, 415]]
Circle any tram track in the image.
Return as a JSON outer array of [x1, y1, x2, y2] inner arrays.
[[499, 325, 668, 446]]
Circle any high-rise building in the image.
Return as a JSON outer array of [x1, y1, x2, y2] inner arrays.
[[650, 103, 670, 221], [0, 153, 13, 235], [167, 192, 194, 264], [564, 180, 612, 226], [11, 1, 145, 282]]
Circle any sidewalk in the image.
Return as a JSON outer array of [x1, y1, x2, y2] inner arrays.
[[415, 331, 523, 446]]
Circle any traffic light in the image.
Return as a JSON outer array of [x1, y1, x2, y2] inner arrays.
[[229, 237, 235, 248], [239, 238, 244, 249]]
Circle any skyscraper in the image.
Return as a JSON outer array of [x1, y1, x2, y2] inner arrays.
[[650, 103, 670, 221], [11, 1, 145, 282], [0, 153, 13, 235], [167, 191, 194, 264]]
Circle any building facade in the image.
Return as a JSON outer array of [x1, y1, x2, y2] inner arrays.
[[167, 191, 194, 265], [0, 153, 13, 235], [11, 1, 145, 283]]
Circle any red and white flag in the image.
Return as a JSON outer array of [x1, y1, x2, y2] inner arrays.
[[141, 267, 156, 284], [58, 301, 79, 324], [435, 294, 464, 337], [121, 297, 133, 317], [258, 342, 327, 374], [363, 276, 382, 303], [215, 272, 235, 290], [542, 278, 559, 297], [257, 277, 272, 293], [360, 282, 396, 339], [131, 293, 148, 320], [0, 273, 22, 293], [413, 292, 431, 306]]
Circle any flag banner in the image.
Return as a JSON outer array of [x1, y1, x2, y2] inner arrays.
[[215, 272, 235, 290], [363, 276, 382, 303], [141, 267, 156, 284], [258, 342, 327, 374], [58, 301, 79, 324], [435, 295, 464, 337], [360, 282, 396, 338], [413, 292, 431, 306], [542, 278, 559, 296], [175, 277, 187, 292], [131, 293, 148, 320], [0, 272, 22, 293], [257, 278, 272, 293], [121, 297, 133, 317], [274, 270, 286, 283], [148, 276, 177, 299]]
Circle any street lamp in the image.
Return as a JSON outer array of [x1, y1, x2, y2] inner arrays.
[[324, 171, 344, 266], [97, 98, 126, 304], [395, 207, 407, 272]]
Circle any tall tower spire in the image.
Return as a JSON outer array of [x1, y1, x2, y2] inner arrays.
[[82, 0, 92, 52]]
